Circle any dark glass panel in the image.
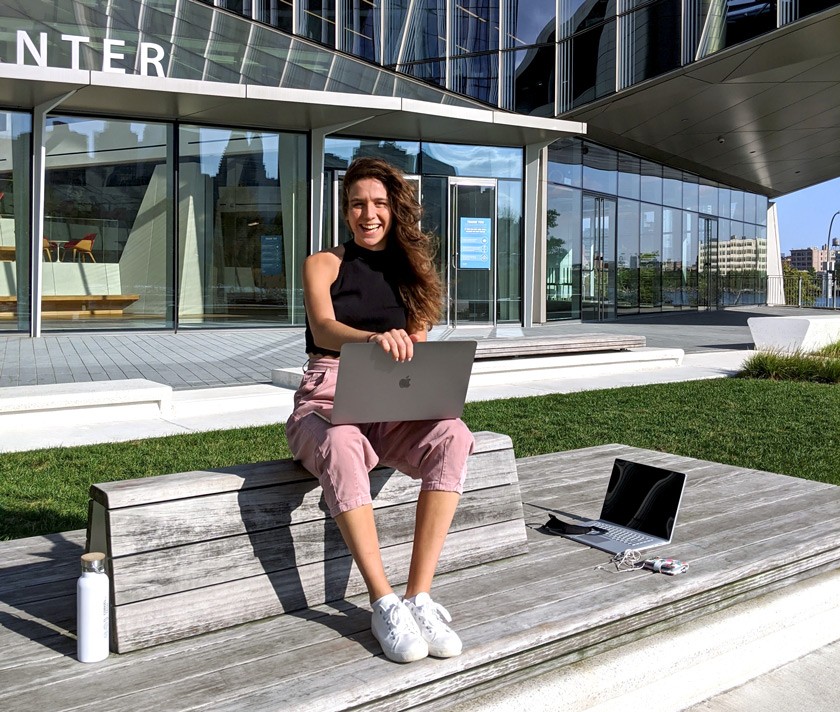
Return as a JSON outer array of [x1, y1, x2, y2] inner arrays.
[[396, 59, 446, 87], [724, 1, 777, 49], [454, 0, 500, 54], [623, 0, 682, 84], [385, 0, 446, 65], [506, 0, 556, 47], [568, 20, 617, 108], [510, 45, 556, 116], [300, 0, 337, 46], [342, 0, 380, 62], [560, 0, 618, 37]]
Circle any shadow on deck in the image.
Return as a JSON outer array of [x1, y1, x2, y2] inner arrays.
[[2, 445, 839, 711]]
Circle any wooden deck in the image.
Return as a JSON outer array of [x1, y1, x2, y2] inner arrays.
[[2, 445, 839, 711]]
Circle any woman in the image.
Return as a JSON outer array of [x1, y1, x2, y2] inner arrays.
[[285, 157, 475, 663]]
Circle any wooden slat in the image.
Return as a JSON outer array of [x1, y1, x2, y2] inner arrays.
[[97, 446, 517, 557], [110, 484, 524, 605], [111, 519, 528, 652], [90, 430, 513, 509], [473, 334, 645, 359]]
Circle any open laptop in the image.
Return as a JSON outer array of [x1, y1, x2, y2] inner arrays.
[[325, 340, 476, 425], [559, 458, 687, 555]]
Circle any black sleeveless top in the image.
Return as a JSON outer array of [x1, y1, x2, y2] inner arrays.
[[304, 239, 408, 356]]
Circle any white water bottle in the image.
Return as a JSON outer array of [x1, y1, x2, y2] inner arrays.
[[77, 552, 110, 663]]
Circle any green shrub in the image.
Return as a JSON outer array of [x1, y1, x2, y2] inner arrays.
[[740, 347, 840, 383]]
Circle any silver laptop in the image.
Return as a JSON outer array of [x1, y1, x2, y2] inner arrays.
[[561, 459, 687, 555], [326, 341, 476, 425]]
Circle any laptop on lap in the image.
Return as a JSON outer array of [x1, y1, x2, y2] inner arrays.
[[326, 341, 476, 425], [559, 458, 687, 555]]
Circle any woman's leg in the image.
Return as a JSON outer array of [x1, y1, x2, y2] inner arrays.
[[404, 490, 461, 598], [334, 504, 392, 602]]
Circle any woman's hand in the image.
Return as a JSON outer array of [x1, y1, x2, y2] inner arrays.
[[369, 329, 420, 362]]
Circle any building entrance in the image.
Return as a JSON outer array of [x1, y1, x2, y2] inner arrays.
[[447, 178, 497, 325]]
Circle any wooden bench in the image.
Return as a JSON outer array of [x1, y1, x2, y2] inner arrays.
[[472, 333, 646, 359], [0, 294, 140, 318], [85, 430, 526, 653]]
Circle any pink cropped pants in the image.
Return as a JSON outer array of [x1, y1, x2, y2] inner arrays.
[[285, 357, 475, 518]]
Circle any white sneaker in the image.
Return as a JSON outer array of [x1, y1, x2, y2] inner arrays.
[[371, 593, 429, 663], [404, 592, 463, 658]]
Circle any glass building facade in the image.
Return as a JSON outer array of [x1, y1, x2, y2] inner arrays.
[[1, 0, 832, 335]]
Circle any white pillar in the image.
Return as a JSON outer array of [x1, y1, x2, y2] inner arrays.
[[30, 91, 77, 337], [523, 141, 552, 327]]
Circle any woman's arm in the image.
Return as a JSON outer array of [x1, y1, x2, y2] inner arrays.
[[303, 249, 417, 361]]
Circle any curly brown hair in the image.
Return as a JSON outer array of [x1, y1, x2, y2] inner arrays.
[[342, 157, 443, 330]]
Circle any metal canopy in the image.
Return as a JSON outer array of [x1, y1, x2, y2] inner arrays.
[[0, 65, 585, 149], [564, 8, 840, 198]]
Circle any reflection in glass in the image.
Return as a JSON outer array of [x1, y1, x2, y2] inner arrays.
[[507, 46, 556, 115], [421, 144, 522, 179], [640, 160, 662, 204], [684, 211, 699, 307], [43, 116, 174, 330], [662, 167, 682, 208], [451, 53, 499, 106], [662, 207, 683, 309], [640, 203, 662, 311], [618, 153, 640, 200], [497, 179, 522, 322], [582, 143, 618, 195], [0, 112, 31, 332], [505, 0, 556, 47], [683, 173, 699, 213], [453, 0, 500, 54], [546, 184, 581, 320], [618, 0, 681, 88], [300, 0, 337, 45], [548, 138, 583, 188], [385, 0, 447, 65], [581, 194, 617, 321], [342, 0, 380, 61], [699, 179, 718, 215], [559, 0, 617, 37], [617, 198, 640, 315], [179, 125, 307, 327], [561, 20, 617, 110]]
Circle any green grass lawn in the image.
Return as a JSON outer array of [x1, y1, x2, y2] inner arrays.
[[1, 378, 838, 541]]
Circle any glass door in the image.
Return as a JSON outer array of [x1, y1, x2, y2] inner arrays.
[[699, 216, 720, 309], [448, 178, 497, 325], [581, 194, 616, 321]]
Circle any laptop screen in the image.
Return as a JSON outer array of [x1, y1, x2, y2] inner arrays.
[[599, 459, 686, 539]]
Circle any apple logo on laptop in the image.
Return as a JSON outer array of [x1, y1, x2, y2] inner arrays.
[[399, 375, 411, 389]]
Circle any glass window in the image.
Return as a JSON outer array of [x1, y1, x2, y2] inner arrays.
[[0, 112, 31, 333], [325, 138, 420, 173], [730, 189, 745, 222], [640, 160, 662, 204], [300, 0, 337, 45], [562, 19, 617, 109], [179, 126, 308, 327], [756, 194, 768, 225], [421, 144, 522, 179], [662, 166, 682, 208], [342, 0, 381, 62], [619, 0, 681, 86], [723, 0, 777, 50], [744, 191, 757, 225], [548, 138, 582, 188], [618, 153, 640, 200], [385, 0, 447, 65], [617, 198, 640, 315], [559, 0, 617, 37], [505, 0, 556, 47], [682, 173, 699, 212], [507, 46, 556, 116], [699, 179, 718, 215], [640, 202, 662, 311], [662, 207, 684, 309], [43, 116, 174, 331], [397, 60, 446, 87], [683, 211, 699, 307], [582, 143, 617, 195], [497, 178, 522, 322], [718, 187, 732, 219], [451, 53, 499, 106], [254, 0, 294, 32], [546, 184, 582, 320], [453, 0, 500, 54]]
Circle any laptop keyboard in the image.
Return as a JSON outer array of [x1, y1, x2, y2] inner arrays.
[[595, 523, 653, 546]]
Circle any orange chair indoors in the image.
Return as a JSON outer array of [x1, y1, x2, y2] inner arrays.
[[64, 232, 97, 262], [43, 237, 57, 262]]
